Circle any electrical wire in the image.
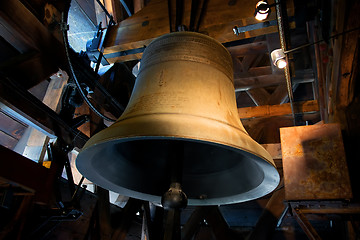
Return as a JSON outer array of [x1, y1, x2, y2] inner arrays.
[[61, 12, 117, 122], [284, 25, 360, 54]]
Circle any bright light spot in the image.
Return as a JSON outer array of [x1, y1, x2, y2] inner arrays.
[[276, 59, 287, 69], [255, 1, 270, 21], [255, 12, 269, 21]]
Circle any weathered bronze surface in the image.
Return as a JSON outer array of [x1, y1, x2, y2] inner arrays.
[[280, 123, 352, 201], [76, 32, 279, 205]]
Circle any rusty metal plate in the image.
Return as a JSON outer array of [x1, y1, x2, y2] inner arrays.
[[280, 123, 352, 201]]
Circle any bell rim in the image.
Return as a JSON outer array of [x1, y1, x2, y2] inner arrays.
[[76, 136, 280, 206]]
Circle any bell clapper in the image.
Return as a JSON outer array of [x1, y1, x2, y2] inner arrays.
[[161, 141, 188, 240]]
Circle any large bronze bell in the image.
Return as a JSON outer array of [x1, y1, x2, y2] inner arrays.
[[76, 32, 279, 206]]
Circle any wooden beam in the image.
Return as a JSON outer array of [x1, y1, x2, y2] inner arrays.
[[134, 0, 145, 13], [0, 130, 19, 150], [227, 41, 268, 56], [141, 202, 151, 240], [235, 74, 285, 91], [102, 0, 295, 62], [0, 145, 53, 203], [238, 100, 319, 119], [246, 88, 270, 106], [244, 113, 320, 145], [337, 0, 360, 108], [182, 207, 208, 240], [242, 112, 320, 130], [0, 75, 88, 148], [0, 0, 65, 88], [292, 208, 322, 240], [0, 111, 27, 141], [248, 66, 273, 76], [261, 143, 282, 160], [204, 207, 237, 240], [14, 70, 68, 162], [0, 195, 33, 239], [45, 191, 98, 239], [96, 186, 112, 240], [248, 180, 285, 240], [182, 206, 238, 240], [267, 84, 289, 105], [111, 198, 143, 240], [76, 0, 98, 25], [234, 69, 314, 91], [232, 36, 266, 78]]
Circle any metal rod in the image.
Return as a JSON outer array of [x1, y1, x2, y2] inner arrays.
[[284, 25, 360, 54], [71, 176, 85, 202], [163, 209, 181, 240], [64, 156, 76, 196], [275, 0, 296, 125], [195, 0, 208, 32], [175, 0, 183, 31], [119, 0, 132, 17], [94, 51, 103, 74], [189, 0, 199, 31], [95, 0, 115, 25], [168, 0, 173, 32]]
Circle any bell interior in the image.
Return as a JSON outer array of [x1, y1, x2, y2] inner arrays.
[[80, 137, 275, 205]]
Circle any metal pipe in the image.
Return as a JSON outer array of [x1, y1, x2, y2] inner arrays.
[[275, 0, 296, 125], [119, 0, 132, 17], [71, 176, 85, 202], [195, 0, 208, 32], [61, 12, 117, 122], [167, 0, 173, 32]]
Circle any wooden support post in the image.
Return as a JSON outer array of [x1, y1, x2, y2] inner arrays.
[[0, 195, 33, 239], [181, 207, 208, 240], [337, 1, 360, 108], [261, 143, 282, 160], [247, 180, 285, 240], [182, 206, 238, 240], [204, 206, 237, 240], [111, 198, 143, 240], [267, 85, 290, 105], [246, 88, 271, 106], [95, 186, 112, 240], [141, 202, 151, 240], [292, 208, 322, 240], [44, 191, 98, 239], [163, 209, 181, 240], [0, 145, 53, 203], [345, 221, 357, 240]]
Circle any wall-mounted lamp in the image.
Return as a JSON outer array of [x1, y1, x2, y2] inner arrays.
[[254, 1, 271, 21], [270, 49, 287, 69], [254, 1, 282, 21]]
